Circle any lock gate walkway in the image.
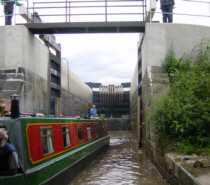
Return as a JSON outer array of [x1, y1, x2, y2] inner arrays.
[[24, 21, 147, 34], [18, 0, 150, 34]]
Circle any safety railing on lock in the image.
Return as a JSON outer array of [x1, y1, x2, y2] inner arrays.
[[0, 0, 147, 24], [0, 0, 210, 26], [148, 0, 210, 26], [29, 0, 147, 23]]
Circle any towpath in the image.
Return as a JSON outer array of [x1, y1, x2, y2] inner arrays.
[[69, 131, 168, 185]]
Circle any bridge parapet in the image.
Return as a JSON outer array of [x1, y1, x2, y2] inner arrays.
[[14, 0, 149, 34], [1, 0, 209, 27], [26, 0, 147, 23]]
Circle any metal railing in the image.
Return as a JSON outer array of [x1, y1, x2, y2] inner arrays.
[[29, 0, 146, 23], [148, 0, 210, 26], [0, 0, 210, 26]]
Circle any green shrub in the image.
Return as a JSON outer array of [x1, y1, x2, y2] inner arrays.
[[162, 43, 180, 83], [150, 38, 210, 155]]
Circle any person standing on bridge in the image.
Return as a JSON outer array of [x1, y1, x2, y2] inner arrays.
[[1, 0, 22, 25], [159, 0, 175, 23]]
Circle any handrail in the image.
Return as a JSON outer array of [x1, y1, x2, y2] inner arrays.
[[182, 0, 209, 3], [148, 0, 210, 26], [29, 0, 146, 23], [0, 0, 209, 26]]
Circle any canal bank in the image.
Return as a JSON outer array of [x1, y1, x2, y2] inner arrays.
[[152, 153, 210, 185], [69, 131, 168, 185], [139, 66, 210, 185]]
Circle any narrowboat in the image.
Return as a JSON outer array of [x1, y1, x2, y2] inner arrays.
[[0, 117, 110, 185]]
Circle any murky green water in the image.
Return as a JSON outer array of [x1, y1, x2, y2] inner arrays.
[[69, 131, 168, 185]]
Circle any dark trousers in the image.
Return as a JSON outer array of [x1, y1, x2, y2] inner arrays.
[[161, 5, 173, 23], [5, 11, 13, 25]]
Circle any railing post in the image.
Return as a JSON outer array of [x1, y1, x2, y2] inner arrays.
[[27, 0, 29, 23], [66, 0, 67, 22], [105, 0, 107, 22], [143, 0, 146, 21], [69, 1, 71, 22], [150, 0, 151, 22], [33, 2, 34, 23], [14, 1, 16, 25]]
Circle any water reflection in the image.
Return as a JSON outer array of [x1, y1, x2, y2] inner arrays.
[[69, 131, 168, 185]]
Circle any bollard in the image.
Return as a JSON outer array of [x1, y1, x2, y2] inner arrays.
[[10, 94, 20, 119]]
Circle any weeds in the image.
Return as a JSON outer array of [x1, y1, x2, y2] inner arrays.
[[149, 38, 210, 155]]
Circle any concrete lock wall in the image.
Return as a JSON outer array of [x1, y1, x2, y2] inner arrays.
[[141, 23, 210, 78], [0, 25, 92, 116], [130, 23, 210, 138], [0, 26, 49, 80], [133, 23, 210, 184], [130, 64, 139, 132], [61, 61, 92, 117], [0, 26, 49, 114], [141, 23, 210, 148]]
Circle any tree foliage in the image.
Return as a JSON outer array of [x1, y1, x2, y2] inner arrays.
[[149, 39, 210, 155]]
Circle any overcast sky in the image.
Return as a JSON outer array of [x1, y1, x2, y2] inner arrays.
[[0, 0, 209, 85]]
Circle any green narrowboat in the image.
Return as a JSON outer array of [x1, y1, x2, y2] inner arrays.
[[0, 117, 110, 185]]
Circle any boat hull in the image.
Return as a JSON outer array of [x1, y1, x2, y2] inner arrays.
[[0, 117, 110, 185], [42, 140, 109, 185]]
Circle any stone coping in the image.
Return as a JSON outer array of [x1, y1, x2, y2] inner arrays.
[[165, 153, 210, 185]]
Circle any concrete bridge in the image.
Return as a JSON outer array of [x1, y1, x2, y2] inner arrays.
[[24, 21, 146, 34]]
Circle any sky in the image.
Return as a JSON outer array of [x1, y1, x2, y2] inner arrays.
[[0, 0, 209, 85]]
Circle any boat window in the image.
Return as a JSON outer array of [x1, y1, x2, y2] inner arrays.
[[40, 127, 54, 156], [94, 124, 98, 137], [77, 125, 84, 143], [62, 126, 71, 148], [87, 125, 92, 140]]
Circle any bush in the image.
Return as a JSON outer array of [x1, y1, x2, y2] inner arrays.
[[149, 39, 210, 155]]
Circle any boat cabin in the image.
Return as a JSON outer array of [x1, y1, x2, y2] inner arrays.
[[0, 117, 109, 185]]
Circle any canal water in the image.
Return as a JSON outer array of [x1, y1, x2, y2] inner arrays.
[[69, 131, 168, 185]]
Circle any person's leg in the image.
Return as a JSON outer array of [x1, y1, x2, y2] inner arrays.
[[161, 6, 167, 23], [164, 5, 173, 23], [167, 6, 173, 23], [4, 11, 13, 25]]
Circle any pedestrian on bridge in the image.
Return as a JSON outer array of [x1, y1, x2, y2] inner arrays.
[[1, 0, 22, 25], [159, 0, 175, 23]]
